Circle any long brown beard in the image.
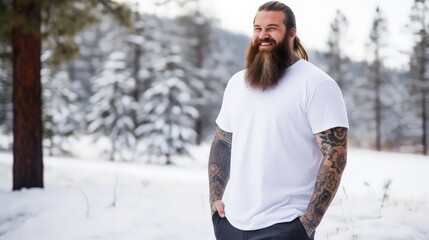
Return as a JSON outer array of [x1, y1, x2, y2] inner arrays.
[[245, 37, 294, 91]]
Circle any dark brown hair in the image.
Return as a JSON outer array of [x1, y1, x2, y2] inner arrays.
[[257, 1, 308, 60]]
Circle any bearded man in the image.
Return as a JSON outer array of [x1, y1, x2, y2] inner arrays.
[[208, 1, 349, 239]]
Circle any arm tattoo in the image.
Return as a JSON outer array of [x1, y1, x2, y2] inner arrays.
[[301, 127, 348, 235], [208, 127, 232, 213]]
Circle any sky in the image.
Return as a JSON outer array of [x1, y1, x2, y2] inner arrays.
[[119, 0, 416, 69]]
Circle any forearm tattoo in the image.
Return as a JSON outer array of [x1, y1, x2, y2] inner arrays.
[[301, 127, 348, 235], [208, 127, 232, 212]]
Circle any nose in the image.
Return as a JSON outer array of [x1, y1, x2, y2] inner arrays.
[[259, 29, 269, 39]]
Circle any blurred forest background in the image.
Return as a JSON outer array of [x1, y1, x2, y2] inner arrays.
[[0, 0, 428, 171]]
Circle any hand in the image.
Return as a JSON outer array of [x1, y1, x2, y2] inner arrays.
[[212, 200, 226, 218], [299, 215, 315, 237]]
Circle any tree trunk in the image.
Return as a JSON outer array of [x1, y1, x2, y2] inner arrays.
[[165, 152, 172, 165], [422, 88, 427, 155], [375, 60, 382, 151], [194, 17, 205, 145], [132, 30, 142, 132], [195, 118, 203, 145], [418, 32, 428, 155], [12, 0, 43, 190], [422, 29, 428, 155]]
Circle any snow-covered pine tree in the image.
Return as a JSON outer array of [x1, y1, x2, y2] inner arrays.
[[170, 3, 240, 143], [39, 12, 129, 157], [132, 1, 203, 164], [175, 12, 211, 145], [197, 26, 241, 142], [408, 0, 429, 155], [173, 14, 229, 144], [68, 14, 129, 135], [125, 10, 160, 148], [0, 0, 131, 190], [136, 43, 199, 165], [87, 51, 137, 161], [0, 57, 12, 140], [42, 68, 80, 156]]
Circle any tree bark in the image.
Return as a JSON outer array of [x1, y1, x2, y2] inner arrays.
[[422, 87, 427, 155], [12, 0, 43, 190], [375, 60, 382, 151]]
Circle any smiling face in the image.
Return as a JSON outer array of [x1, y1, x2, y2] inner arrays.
[[252, 11, 288, 51], [245, 10, 297, 91]]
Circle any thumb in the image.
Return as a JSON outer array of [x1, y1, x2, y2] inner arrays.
[[217, 207, 225, 218], [214, 201, 226, 218]]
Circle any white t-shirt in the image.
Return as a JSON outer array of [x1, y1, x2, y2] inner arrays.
[[215, 59, 349, 231]]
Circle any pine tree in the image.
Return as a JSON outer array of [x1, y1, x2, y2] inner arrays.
[[125, 9, 159, 146], [199, 28, 244, 141], [0, 0, 131, 190], [0, 57, 13, 139], [136, 44, 199, 165], [176, 12, 212, 145], [42, 68, 80, 156], [197, 26, 240, 142], [367, 6, 388, 151], [63, 14, 128, 139], [345, 62, 374, 148], [11, 0, 44, 190], [409, 0, 429, 155], [325, 9, 368, 146], [325, 10, 349, 89], [87, 51, 137, 161], [381, 71, 416, 150], [163, 0, 239, 144], [129, 8, 145, 132], [133, 0, 204, 164]]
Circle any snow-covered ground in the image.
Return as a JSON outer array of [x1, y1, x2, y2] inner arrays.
[[1, 144, 429, 240]]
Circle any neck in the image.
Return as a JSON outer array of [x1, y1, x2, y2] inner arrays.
[[287, 53, 300, 68]]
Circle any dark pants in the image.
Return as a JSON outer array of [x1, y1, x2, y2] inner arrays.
[[212, 212, 315, 240]]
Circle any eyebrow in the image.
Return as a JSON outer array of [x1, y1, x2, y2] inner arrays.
[[253, 23, 280, 28], [267, 24, 280, 28]]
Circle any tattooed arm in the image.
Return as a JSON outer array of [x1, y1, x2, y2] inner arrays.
[[208, 126, 232, 216], [300, 127, 348, 236]]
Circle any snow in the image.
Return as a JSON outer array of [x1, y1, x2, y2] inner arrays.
[[1, 145, 429, 240]]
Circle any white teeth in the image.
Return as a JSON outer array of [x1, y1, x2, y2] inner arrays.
[[260, 42, 271, 46]]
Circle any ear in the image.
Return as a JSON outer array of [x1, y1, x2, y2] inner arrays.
[[289, 28, 297, 40], [288, 28, 297, 48]]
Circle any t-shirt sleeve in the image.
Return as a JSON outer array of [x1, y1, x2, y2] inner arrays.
[[215, 79, 233, 133], [306, 80, 349, 134]]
